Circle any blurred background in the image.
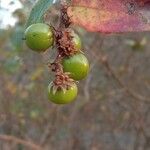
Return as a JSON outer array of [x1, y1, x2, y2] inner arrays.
[[0, 0, 150, 150]]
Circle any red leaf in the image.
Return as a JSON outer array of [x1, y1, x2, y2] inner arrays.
[[68, 0, 150, 33]]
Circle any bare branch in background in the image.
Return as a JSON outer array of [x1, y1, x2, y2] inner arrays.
[[0, 134, 43, 150]]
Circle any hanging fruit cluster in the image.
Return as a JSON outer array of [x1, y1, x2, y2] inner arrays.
[[24, 4, 89, 104]]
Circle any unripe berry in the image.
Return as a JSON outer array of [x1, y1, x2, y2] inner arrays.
[[25, 23, 54, 52]]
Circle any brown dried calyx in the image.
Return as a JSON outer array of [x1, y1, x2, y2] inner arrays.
[[55, 29, 78, 56], [53, 4, 78, 57], [49, 59, 75, 94], [51, 71, 75, 94]]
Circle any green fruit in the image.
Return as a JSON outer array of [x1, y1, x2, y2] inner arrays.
[[62, 53, 89, 80], [25, 23, 54, 52], [71, 32, 82, 50], [48, 83, 78, 104]]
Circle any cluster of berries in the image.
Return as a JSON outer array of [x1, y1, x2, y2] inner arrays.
[[24, 6, 89, 104]]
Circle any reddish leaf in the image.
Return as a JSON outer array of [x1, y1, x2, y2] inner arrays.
[[68, 0, 150, 33]]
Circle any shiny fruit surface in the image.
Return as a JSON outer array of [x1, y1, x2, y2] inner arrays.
[[48, 83, 78, 104], [62, 53, 89, 80], [25, 23, 54, 52]]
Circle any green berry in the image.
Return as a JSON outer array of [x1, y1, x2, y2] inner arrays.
[[62, 53, 89, 80], [48, 83, 78, 104], [25, 23, 54, 52], [71, 32, 82, 50]]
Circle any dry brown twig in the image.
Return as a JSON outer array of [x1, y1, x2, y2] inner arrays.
[[0, 134, 43, 150]]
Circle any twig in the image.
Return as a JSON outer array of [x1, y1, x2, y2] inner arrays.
[[0, 134, 43, 150]]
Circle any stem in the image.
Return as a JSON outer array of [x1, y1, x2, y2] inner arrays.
[[48, 3, 74, 85], [0, 134, 42, 150]]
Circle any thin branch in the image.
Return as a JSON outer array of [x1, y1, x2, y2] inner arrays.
[[0, 134, 42, 150]]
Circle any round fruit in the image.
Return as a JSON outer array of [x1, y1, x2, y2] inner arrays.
[[48, 83, 78, 104], [71, 32, 82, 50], [25, 23, 54, 52], [62, 53, 89, 80]]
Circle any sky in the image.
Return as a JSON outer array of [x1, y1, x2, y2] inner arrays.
[[0, 0, 22, 28]]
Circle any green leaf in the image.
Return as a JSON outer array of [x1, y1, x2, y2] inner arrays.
[[26, 0, 54, 28]]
